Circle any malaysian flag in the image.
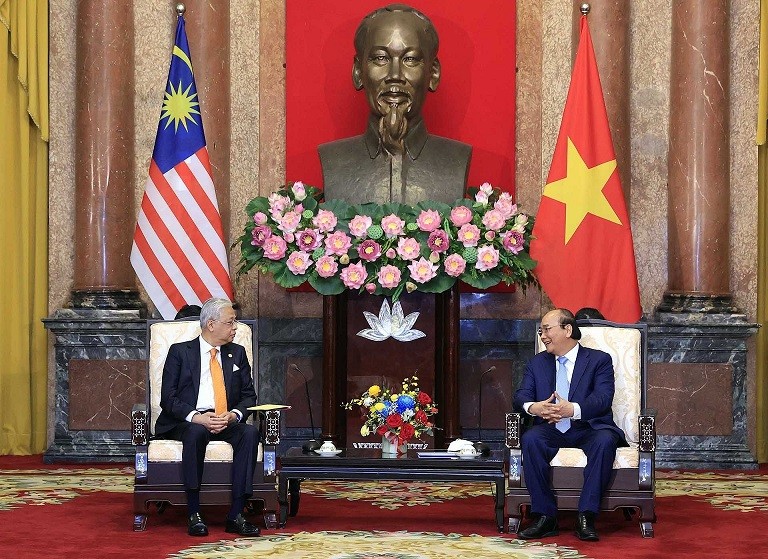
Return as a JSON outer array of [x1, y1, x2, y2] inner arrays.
[[131, 14, 234, 319]]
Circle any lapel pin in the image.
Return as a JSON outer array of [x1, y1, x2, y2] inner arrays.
[[228, 354, 232, 358]]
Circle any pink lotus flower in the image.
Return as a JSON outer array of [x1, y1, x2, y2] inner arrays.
[[502, 230, 524, 254], [482, 209, 506, 231], [479, 182, 494, 195], [253, 212, 268, 225], [457, 224, 481, 247], [408, 257, 438, 284], [296, 228, 322, 251], [263, 235, 288, 261], [312, 209, 337, 232], [476, 245, 500, 271], [358, 239, 382, 261], [396, 237, 421, 260], [365, 283, 376, 294], [515, 214, 529, 227], [340, 262, 367, 289], [251, 225, 272, 246], [444, 254, 467, 277], [381, 214, 405, 238], [385, 248, 397, 259], [277, 210, 302, 234], [315, 255, 338, 278], [427, 229, 449, 253], [377, 265, 402, 288], [484, 230, 496, 241], [324, 231, 352, 256], [291, 181, 307, 201], [475, 191, 489, 205], [286, 251, 312, 275], [494, 196, 517, 219], [416, 209, 441, 232], [268, 193, 290, 214], [449, 206, 473, 226], [349, 215, 373, 238]]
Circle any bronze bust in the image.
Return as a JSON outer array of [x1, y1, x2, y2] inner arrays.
[[319, 4, 471, 205]]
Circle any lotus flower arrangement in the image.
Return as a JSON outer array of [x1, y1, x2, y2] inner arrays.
[[235, 181, 537, 301], [343, 376, 437, 448]]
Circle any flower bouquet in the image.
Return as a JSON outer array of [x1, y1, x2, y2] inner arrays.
[[235, 181, 537, 301], [343, 376, 437, 450]]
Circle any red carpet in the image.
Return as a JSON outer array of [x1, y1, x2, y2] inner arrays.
[[1, 456, 765, 558]]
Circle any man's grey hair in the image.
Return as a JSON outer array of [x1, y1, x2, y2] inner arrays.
[[199, 298, 233, 329]]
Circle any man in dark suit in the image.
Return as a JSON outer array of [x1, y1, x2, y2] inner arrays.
[[155, 297, 261, 537], [513, 308, 627, 542]]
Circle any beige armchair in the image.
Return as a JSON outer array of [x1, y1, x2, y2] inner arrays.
[[132, 319, 282, 531], [505, 320, 656, 537]]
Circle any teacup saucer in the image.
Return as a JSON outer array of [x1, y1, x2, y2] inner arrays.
[[315, 449, 342, 456]]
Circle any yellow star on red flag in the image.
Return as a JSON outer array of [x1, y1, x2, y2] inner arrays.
[[542, 138, 621, 243]]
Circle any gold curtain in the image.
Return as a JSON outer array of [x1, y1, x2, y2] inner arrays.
[[0, 0, 49, 454], [758, 0, 768, 463]]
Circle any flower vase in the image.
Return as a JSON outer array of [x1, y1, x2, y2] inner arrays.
[[381, 436, 407, 455]]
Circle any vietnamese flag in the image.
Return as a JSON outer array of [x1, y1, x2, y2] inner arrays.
[[530, 15, 641, 323]]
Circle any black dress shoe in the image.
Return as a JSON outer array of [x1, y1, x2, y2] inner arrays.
[[575, 511, 600, 541], [518, 515, 559, 539], [188, 512, 208, 537], [225, 513, 261, 537]]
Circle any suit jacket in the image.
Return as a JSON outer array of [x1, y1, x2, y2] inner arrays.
[[513, 345, 626, 442], [154, 337, 256, 436]]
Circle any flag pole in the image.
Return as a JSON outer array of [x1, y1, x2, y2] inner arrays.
[[176, 3, 185, 17], [580, 3, 590, 16]]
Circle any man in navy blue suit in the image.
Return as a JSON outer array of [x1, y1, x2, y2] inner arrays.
[[155, 297, 261, 537], [514, 308, 626, 541]]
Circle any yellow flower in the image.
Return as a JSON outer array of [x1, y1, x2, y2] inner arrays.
[[360, 424, 370, 436], [373, 402, 385, 412], [391, 394, 398, 402], [369, 385, 381, 397]]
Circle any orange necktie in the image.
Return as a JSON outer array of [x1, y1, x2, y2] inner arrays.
[[210, 348, 227, 415]]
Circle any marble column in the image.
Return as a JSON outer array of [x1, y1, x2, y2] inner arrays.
[[182, 0, 232, 237], [72, 0, 143, 312], [659, 0, 736, 315], [572, 0, 631, 205]]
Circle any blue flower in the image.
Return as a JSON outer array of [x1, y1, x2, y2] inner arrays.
[[395, 394, 415, 414]]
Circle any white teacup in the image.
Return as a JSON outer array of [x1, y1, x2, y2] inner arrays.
[[320, 441, 336, 452]]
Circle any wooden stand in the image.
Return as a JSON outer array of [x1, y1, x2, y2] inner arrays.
[[322, 286, 460, 448]]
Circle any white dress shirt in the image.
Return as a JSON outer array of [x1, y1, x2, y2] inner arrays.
[[184, 336, 242, 422]]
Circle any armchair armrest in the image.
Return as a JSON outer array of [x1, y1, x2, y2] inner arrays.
[[131, 404, 148, 446], [505, 412, 523, 486], [638, 409, 656, 453], [505, 412, 523, 449], [259, 409, 282, 479], [132, 404, 148, 483], [638, 409, 656, 490]]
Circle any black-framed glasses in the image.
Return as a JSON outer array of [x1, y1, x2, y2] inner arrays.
[[537, 324, 562, 336]]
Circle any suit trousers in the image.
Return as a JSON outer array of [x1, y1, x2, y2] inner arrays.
[[163, 421, 260, 500], [521, 421, 621, 516]]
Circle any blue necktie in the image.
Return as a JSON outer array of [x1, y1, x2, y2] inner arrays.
[[555, 355, 571, 433]]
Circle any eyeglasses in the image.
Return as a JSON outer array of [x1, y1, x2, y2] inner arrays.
[[214, 319, 239, 328], [537, 324, 561, 336]]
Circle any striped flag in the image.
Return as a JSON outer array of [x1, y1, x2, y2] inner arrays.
[[131, 14, 233, 319]]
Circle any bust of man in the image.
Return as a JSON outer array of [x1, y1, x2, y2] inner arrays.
[[319, 4, 471, 205]]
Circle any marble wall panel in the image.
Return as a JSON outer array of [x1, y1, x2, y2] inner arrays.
[[647, 362, 733, 436], [68, 359, 146, 431]]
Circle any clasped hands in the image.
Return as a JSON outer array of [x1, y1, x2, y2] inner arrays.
[[193, 411, 237, 434], [530, 393, 574, 424]]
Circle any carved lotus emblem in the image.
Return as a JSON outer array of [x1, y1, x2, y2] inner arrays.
[[357, 300, 426, 342]]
